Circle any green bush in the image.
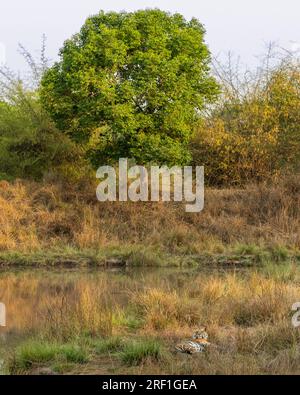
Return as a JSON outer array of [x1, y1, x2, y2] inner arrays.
[[0, 44, 87, 181]]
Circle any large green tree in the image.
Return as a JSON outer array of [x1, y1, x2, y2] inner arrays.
[[41, 9, 219, 166]]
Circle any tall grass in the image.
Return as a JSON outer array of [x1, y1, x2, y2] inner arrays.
[[2, 268, 300, 374], [0, 175, 299, 254]]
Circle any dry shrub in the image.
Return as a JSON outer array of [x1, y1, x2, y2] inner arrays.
[[133, 288, 201, 330], [132, 270, 299, 333], [229, 275, 295, 326], [192, 57, 300, 186]]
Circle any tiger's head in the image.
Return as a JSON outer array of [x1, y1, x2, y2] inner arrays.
[[192, 327, 208, 340]]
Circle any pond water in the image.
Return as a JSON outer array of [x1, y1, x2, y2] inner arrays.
[[0, 268, 245, 341]]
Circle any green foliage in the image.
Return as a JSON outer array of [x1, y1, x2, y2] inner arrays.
[[41, 9, 219, 166], [0, 42, 87, 181], [0, 86, 81, 180]]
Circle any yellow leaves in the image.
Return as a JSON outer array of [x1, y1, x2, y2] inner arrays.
[[192, 63, 300, 185]]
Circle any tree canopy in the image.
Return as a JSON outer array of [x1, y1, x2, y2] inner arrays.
[[41, 9, 219, 166]]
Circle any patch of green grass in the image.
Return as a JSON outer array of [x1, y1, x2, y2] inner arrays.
[[0, 246, 167, 268], [93, 337, 124, 354], [9, 341, 89, 373], [233, 244, 294, 266], [0, 243, 297, 269], [121, 339, 163, 366], [60, 344, 89, 363], [233, 244, 271, 263], [10, 341, 60, 372], [269, 246, 290, 262], [127, 249, 164, 267], [0, 249, 101, 267]]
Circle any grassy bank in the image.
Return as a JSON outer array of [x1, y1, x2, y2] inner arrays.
[[0, 176, 300, 267], [2, 267, 300, 375]]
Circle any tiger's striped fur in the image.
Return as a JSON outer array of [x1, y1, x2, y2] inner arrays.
[[175, 327, 210, 354]]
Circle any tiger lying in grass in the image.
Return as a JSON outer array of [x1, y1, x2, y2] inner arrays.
[[175, 327, 211, 354]]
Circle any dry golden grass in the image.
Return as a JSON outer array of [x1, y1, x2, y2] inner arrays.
[[1, 269, 300, 375], [0, 273, 114, 339], [133, 272, 299, 331], [0, 175, 299, 255]]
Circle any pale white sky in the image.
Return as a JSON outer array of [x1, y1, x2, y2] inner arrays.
[[0, 0, 299, 71]]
